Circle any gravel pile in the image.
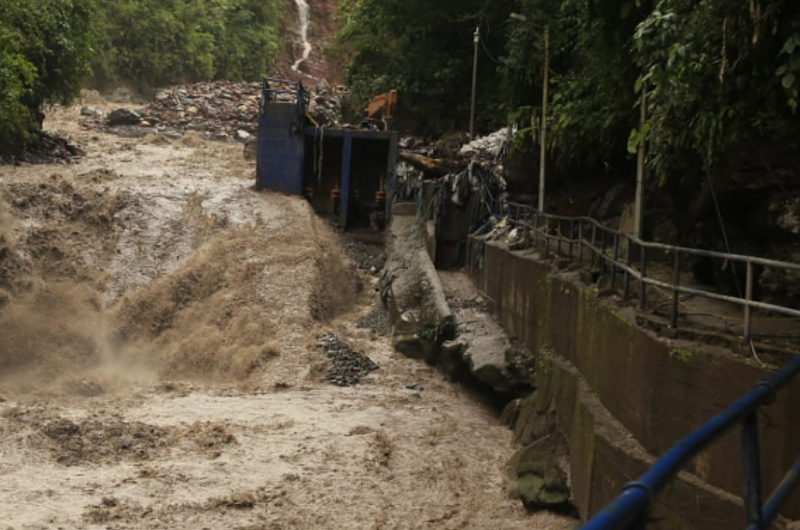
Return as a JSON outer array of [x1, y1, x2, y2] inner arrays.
[[317, 333, 378, 387], [342, 238, 386, 276], [143, 81, 261, 139], [80, 81, 260, 141]]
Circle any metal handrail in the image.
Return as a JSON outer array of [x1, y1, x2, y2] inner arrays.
[[492, 200, 800, 341], [260, 78, 308, 112], [579, 354, 800, 530]]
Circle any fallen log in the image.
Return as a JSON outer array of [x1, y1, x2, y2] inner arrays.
[[399, 151, 464, 177]]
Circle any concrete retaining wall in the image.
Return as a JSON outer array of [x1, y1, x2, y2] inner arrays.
[[469, 239, 800, 526]]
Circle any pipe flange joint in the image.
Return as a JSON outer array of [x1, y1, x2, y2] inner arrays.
[[755, 381, 777, 405], [622, 481, 654, 508]]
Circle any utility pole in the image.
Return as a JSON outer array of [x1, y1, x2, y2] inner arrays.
[[470, 26, 480, 141], [538, 26, 550, 213], [633, 82, 647, 239]]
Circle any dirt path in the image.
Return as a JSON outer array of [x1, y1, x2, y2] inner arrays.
[[0, 105, 572, 530]]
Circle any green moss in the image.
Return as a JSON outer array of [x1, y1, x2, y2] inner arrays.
[[669, 347, 694, 366]]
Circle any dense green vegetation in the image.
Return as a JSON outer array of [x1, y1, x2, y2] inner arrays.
[[0, 0, 94, 152], [4, 0, 800, 183], [334, 0, 513, 133], [90, 0, 283, 90], [0, 0, 282, 152], [336, 0, 800, 182]]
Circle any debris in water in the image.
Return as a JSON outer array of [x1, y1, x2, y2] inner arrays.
[[317, 333, 378, 387]]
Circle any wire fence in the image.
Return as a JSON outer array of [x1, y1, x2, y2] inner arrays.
[[491, 200, 800, 344]]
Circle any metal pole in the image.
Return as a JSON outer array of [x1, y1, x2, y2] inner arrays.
[[600, 230, 607, 276], [557, 220, 563, 257], [742, 413, 764, 528], [634, 83, 647, 239], [624, 239, 633, 300], [544, 218, 550, 259], [744, 261, 754, 343], [569, 220, 574, 259], [671, 251, 681, 328], [538, 26, 550, 213], [611, 234, 619, 289], [640, 246, 648, 310], [470, 26, 480, 141]]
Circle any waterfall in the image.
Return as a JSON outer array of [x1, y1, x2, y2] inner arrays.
[[291, 0, 313, 73]]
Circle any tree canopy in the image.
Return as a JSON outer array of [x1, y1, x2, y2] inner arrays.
[[0, 0, 283, 152], [90, 0, 283, 90], [0, 0, 94, 151], [336, 0, 800, 183]]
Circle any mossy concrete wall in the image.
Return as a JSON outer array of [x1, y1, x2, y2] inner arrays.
[[470, 240, 800, 525]]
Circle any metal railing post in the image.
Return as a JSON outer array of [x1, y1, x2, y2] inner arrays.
[[578, 221, 584, 263], [600, 230, 607, 276], [590, 224, 597, 268], [611, 234, 619, 289], [742, 413, 764, 528], [744, 261, 754, 343], [639, 245, 647, 310], [544, 218, 550, 259], [557, 219, 563, 257], [569, 220, 575, 259], [624, 238, 632, 300], [671, 251, 681, 328], [533, 212, 539, 247]]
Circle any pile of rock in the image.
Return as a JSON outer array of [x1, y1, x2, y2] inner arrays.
[[317, 333, 378, 387], [83, 80, 349, 141], [142, 81, 262, 140]]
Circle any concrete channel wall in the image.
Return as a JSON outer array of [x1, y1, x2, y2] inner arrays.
[[468, 239, 800, 528]]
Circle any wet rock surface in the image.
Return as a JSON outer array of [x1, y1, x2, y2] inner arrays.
[[317, 333, 378, 386], [0, 132, 85, 166], [438, 271, 536, 395], [382, 206, 456, 358], [508, 434, 574, 514]]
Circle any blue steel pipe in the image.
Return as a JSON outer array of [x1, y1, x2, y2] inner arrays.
[[748, 455, 800, 530], [580, 354, 800, 530]]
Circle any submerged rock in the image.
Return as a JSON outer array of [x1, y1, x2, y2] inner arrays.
[[508, 434, 574, 513]]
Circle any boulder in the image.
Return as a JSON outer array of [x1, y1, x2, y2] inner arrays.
[[508, 434, 574, 513], [107, 108, 141, 126], [382, 203, 455, 359], [80, 106, 102, 117]]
